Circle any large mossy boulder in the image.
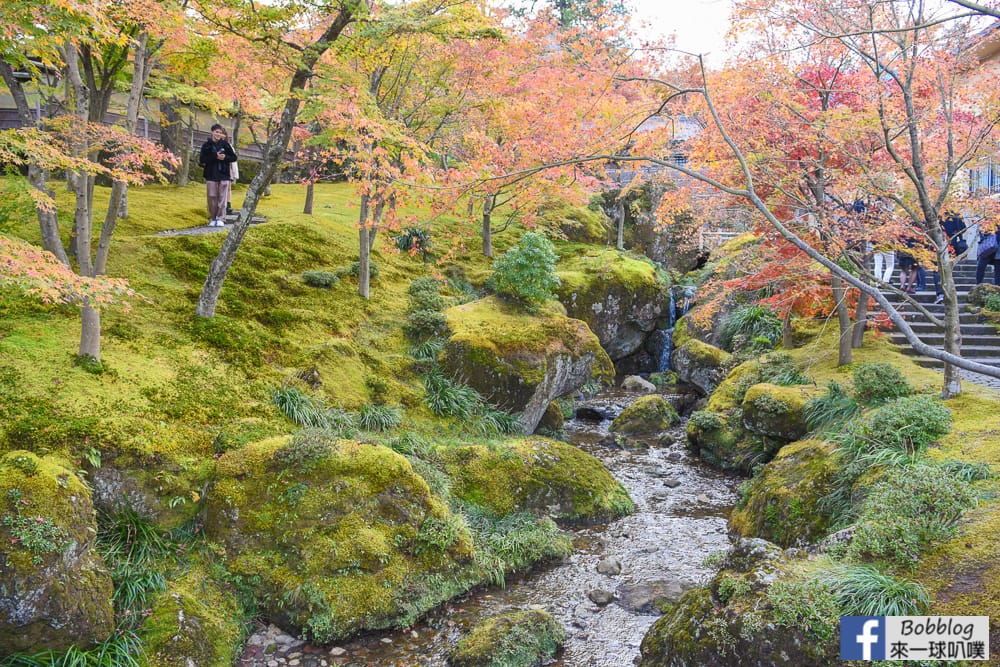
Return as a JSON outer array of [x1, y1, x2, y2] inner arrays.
[[610, 395, 680, 434], [140, 565, 244, 667], [669, 319, 731, 396], [741, 383, 824, 441], [449, 609, 566, 667], [441, 297, 614, 433], [205, 435, 476, 643], [729, 439, 838, 547], [0, 451, 114, 654], [555, 250, 670, 361], [638, 539, 838, 667], [441, 437, 634, 523]]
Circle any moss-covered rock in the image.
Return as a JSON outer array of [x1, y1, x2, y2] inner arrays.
[[730, 439, 838, 546], [91, 458, 215, 531], [610, 395, 680, 434], [0, 451, 114, 653], [536, 402, 565, 433], [441, 297, 614, 433], [686, 408, 776, 474], [140, 564, 244, 667], [449, 609, 566, 667], [555, 250, 670, 361], [967, 283, 1000, 307], [670, 334, 731, 397], [741, 383, 824, 441], [205, 435, 476, 643], [638, 539, 838, 667], [440, 437, 633, 523]]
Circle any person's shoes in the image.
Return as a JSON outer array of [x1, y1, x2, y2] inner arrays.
[[934, 294, 944, 304]]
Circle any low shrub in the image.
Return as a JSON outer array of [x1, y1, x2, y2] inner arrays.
[[423, 369, 482, 419], [845, 463, 976, 568], [345, 260, 379, 280], [301, 270, 340, 288], [766, 577, 840, 644], [272, 428, 335, 469], [862, 395, 951, 454], [852, 362, 911, 405], [689, 410, 723, 431], [982, 291, 1000, 311], [394, 227, 432, 261]]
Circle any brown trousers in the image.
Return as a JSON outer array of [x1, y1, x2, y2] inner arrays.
[[206, 180, 232, 221]]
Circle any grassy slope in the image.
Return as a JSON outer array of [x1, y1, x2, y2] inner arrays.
[[786, 326, 1000, 623]]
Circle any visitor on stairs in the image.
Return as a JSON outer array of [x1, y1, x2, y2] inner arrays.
[[869, 199, 896, 284], [932, 212, 969, 304], [975, 228, 1000, 286]]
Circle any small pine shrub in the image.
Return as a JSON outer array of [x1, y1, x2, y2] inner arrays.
[[488, 232, 560, 312], [852, 362, 912, 405], [404, 309, 448, 339], [819, 564, 930, 616], [408, 281, 445, 312], [804, 382, 859, 431], [358, 404, 403, 432], [301, 270, 340, 288], [272, 428, 335, 469], [720, 304, 783, 353]]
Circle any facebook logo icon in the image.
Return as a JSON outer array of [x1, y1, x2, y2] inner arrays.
[[841, 616, 886, 660]]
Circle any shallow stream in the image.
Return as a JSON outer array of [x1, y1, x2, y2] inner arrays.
[[240, 391, 738, 667]]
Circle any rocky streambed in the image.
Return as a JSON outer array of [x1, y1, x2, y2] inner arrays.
[[239, 391, 738, 667]]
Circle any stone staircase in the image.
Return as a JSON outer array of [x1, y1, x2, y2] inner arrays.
[[879, 260, 1000, 388]]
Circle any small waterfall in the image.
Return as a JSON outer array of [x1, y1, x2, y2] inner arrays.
[[655, 286, 697, 373]]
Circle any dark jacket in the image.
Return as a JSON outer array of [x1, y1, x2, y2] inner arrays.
[[199, 139, 237, 181]]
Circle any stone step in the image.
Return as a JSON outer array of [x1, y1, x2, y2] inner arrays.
[[903, 322, 996, 335], [890, 333, 999, 347], [913, 356, 1000, 369], [901, 344, 1000, 358], [884, 292, 970, 304]]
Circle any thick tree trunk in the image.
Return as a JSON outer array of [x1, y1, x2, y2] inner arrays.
[[482, 193, 494, 258], [195, 7, 355, 319], [304, 182, 314, 214], [831, 272, 852, 366], [79, 303, 101, 361], [159, 99, 184, 183]]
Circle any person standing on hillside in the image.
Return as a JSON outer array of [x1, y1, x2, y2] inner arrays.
[[199, 124, 237, 227]]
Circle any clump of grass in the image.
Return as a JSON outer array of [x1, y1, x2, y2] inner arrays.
[[0, 630, 144, 667], [97, 508, 172, 625], [461, 504, 572, 586], [470, 407, 523, 437], [271, 386, 356, 434], [409, 338, 445, 362], [804, 381, 858, 432], [719, 304, 782, 353], [818, 564, 930, 616], [423, 369, 482, 419], [358, 404, 403, 432], [301, 270, 340, 288]]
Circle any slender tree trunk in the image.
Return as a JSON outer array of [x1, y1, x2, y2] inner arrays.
[[831, 272, 852, 366], [939, 258, 963, 398], [851, 286, 869, 348], [159, 99, 184, 183], [482, 193, 494, 258], [782, 311, 793, 349], [195, 7, 354, 319], [614, 197, 625, 250], [304, 182, 314, 214], [0, 62, 68, 265], [359, 195, 371, 300], [179, 114, 194, 187]]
